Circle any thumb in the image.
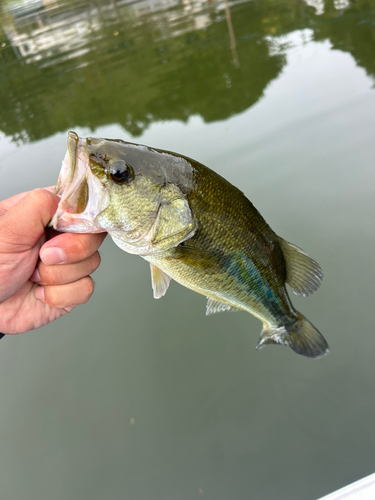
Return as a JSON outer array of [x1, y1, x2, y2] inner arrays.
[[0, 189, 60, 252]]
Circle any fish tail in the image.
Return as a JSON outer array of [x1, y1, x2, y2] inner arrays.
[[255, 313, 329, 358]]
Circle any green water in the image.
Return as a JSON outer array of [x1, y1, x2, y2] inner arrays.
[[0, 0, 375, 498]]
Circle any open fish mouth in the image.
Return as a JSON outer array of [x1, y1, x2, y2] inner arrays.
[[50, 131, 109, 233]]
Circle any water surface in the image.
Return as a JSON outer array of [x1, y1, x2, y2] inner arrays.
[[0, 1, 375, 499]]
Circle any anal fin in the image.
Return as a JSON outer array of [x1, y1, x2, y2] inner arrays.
[[150, 264, 171, 299], [206, 298, 240, 316]]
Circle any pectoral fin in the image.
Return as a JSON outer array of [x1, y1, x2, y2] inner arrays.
[[206, 298, 240, 316], [150, 187, 197, 251], [150, 263, 171, 299]]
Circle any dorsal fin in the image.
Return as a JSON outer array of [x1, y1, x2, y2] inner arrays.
[[278, 237, 323, 297], [206, 298, 240, 316], [150, 264, 171, 299]]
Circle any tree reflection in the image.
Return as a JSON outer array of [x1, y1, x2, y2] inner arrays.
[[0, 0, 374, 143]]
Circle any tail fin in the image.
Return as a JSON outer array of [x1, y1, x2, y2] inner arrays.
[[256, 313, 329, 358]]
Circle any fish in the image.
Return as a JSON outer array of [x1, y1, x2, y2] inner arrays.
[[51, 131, 329, 358]]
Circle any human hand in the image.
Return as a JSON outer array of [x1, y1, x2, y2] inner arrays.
[[0, 188, 106, 334]]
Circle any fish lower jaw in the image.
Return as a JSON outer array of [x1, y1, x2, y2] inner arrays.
[[51, 211, 105, 233]]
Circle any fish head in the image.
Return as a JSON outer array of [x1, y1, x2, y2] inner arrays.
[[51, 132, 197, 255]]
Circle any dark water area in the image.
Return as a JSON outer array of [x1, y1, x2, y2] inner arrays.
[[0, 0, 375, 499], [1, 0, 375, 142]]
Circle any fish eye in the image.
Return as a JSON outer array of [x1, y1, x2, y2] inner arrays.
[[108, 161, 134, 184]]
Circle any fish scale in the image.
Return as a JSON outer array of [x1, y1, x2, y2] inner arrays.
[[148, 160, 293, 324]]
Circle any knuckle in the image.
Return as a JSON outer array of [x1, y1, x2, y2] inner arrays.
[[39, 255, 100, 286], [43, 288, 63, 308], [43, 278, 95, 308], [29, 188, 51, 204], [90, 251, 101, 271], [65, 233, 91, 258], [31, 188, 46, 197], [37, 265, 50, 284], [39, 264, 62, 285], [82, 277, 95, 302], [75, 236, 89, 256]]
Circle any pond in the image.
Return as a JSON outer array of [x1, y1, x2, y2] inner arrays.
[[0, 0, 374, 499]]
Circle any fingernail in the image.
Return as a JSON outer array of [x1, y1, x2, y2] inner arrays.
[[41, 247, 66, 265], [30, 268, 41, 282], [34, 286, 45, 301]]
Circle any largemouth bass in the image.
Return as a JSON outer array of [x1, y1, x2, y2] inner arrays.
[[51, 131, 329, 358]]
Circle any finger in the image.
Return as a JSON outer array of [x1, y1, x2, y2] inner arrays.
[[34, 276, 95, 308], [31, 252, 101, 285], [0, 186, 56, 217], [0, 191, 29, 217], [40, 232, 107, 265], [0, 189, 59, 252]]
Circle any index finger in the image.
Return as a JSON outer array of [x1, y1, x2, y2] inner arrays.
[[0, 189, 59, 253], [40, 232, 107, 265], [0, 186, 55, 217]]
